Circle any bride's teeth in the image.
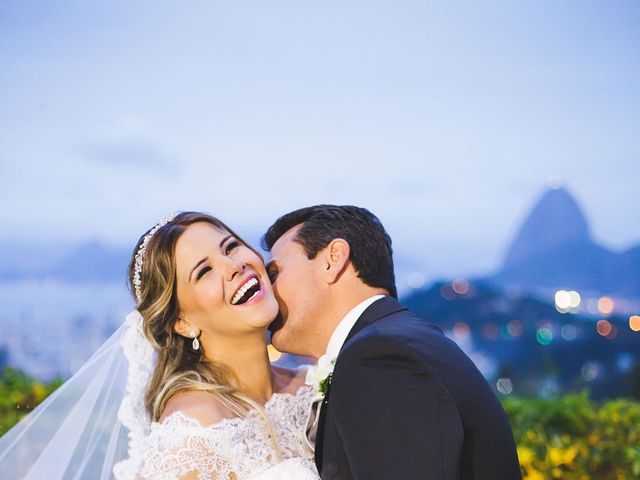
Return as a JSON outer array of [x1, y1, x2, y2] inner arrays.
[[231, 277, 259, 305]]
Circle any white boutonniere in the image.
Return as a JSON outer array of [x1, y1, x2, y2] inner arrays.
[[305, 354, 336, 396]]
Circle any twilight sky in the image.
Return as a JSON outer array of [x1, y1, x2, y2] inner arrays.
[[1, 1, 639, 280]]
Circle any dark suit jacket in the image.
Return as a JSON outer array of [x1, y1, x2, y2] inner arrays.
[[314, 296, 521, 480]]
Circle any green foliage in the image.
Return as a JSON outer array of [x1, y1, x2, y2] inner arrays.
[[0, 367, 62, 436], [503, 392, 640, 479]]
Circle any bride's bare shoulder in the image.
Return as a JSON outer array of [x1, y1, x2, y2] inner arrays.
[[159, 390, 237, 426]]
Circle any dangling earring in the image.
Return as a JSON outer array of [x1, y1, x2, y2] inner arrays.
[[191, 330, 200, 351]]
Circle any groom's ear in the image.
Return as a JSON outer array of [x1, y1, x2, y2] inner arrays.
[[323, 238, 350, 284]]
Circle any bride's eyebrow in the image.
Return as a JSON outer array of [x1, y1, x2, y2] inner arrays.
[[189, 258, 208, 282], [219, 234, 233, 247]]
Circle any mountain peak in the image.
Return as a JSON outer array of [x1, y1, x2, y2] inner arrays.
[[503, 187, 592, 268]]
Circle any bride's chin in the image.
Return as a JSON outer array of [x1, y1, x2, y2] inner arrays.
[[260, 297, 280, 320], [253, 307, 280, 329]]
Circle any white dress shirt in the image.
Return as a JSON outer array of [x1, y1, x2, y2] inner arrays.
[[324, 294, 386, 361]]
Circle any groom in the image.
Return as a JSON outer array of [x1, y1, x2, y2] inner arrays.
[[262, 205, 521, 480]]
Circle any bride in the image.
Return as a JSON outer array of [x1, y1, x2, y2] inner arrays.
[[0, 212, 320, 480]]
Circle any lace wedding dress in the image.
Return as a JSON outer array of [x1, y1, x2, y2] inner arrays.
[[113, 310, 320, 480], [114, 385, 319, 480]]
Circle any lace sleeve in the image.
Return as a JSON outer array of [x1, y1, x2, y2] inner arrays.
[[130, 414, 237, 480]]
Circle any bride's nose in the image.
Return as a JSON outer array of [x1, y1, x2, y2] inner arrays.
[[224, 256, 245, 282]]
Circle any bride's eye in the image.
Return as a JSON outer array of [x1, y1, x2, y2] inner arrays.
[[196, 266, 212, 280], [225, 240, 240, 255]]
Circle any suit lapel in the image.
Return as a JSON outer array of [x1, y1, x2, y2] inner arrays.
[[341, 296, 407, 349], [314, 296, 407, 472]]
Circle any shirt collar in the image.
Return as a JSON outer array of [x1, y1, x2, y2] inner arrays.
[[324, 294, 386, 360]]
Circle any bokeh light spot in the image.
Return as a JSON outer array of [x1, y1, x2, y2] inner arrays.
[[560, 324, 577, 341], [582, 361, 602, 382], [452, 322, 471, 341], [496, 377, 513, 395], [452, 278, 470, 295], [507, 320, 524, 337], [555, 290, 580, 313], [596, 319, 612, 337], [598, 297, 614, 315], [536, 328, 553, 345]]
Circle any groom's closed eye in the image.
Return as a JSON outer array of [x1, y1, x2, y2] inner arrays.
[[266, 262, 279, 283]]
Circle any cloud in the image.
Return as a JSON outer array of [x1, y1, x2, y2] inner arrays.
[[82, 137, 182, 175]]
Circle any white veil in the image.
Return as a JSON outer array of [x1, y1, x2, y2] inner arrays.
[[0, 310, 153, 480]]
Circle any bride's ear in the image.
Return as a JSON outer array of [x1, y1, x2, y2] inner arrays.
[[174, 315, 191, 339]]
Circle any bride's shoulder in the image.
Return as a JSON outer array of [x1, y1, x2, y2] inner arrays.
[[159, 390, 238, 427]]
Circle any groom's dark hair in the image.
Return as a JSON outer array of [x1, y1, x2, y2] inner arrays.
[[262, 205, 397, 298]]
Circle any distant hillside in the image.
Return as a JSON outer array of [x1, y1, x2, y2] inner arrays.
[[0, 242, 71, 280], [489, 187, 640, 297], [0, 241, 131, 282], [403, 281, 639, 399], [49, 241, 131, 282]]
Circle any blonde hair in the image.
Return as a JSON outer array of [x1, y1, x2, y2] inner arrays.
[[128, 212, 281, 460]]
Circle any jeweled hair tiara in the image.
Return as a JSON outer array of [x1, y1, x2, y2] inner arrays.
[[133, 213, 178, 304]]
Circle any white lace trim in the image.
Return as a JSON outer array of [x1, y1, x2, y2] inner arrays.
[[116, 310, 154, 463], [114, 383, 318, 480]]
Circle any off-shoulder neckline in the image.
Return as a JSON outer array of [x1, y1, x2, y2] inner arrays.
[[154, 384, 314, 431]]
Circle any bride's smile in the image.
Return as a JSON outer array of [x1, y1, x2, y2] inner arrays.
[[230, 275, 264, 306]]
